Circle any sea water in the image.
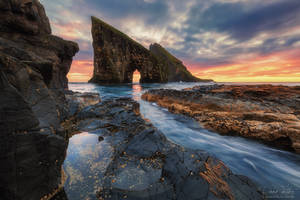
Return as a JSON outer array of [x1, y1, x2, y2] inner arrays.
[[63, 82, 300, 199]]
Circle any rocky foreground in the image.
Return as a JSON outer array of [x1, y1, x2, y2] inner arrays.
[[142, 84, 300, 153], [54, 97, 263, 200]]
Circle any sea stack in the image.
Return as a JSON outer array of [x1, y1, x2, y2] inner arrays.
[[89, 16, 167, 84], [89, 16, 210, 84]]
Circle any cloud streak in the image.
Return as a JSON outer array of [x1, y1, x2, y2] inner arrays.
[[41, 0, 300, 82]]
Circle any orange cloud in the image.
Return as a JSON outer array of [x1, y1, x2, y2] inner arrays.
[[52, 21, 90, 41], [188, 49, 300, 82], [68, 49, 300, 83], [68, 60, 93, 82]]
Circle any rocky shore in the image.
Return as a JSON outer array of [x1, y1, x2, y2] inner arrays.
[[57, 97, 263, 200], [142, 84, 300, 153], [0, 1, 266, 199]]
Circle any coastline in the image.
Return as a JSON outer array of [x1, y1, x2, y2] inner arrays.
[[142, 84, 300, 153]]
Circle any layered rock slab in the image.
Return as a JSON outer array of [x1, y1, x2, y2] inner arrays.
[[68, 98, 263, 200], [142, 84, 300, 153]]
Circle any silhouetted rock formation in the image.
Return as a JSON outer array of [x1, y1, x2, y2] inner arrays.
[[0, 0, 78, 199], [89, 16, 167, 84], [142, 85, 300, 153], [150, 43, 212, 82], [89, 16, 210, 84]]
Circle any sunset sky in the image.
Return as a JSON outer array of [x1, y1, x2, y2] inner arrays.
[[41, 0, 300, 82]]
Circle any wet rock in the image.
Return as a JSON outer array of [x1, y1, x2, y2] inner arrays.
[[76, 98, 263, 200], [142, 84, 300, 153], [65, 91, 101, 117]]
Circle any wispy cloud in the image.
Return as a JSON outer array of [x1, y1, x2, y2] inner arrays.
[[67, 60, 93, 82]]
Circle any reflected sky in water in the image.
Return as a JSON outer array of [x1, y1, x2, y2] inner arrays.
[[64, 132, 114, 200]]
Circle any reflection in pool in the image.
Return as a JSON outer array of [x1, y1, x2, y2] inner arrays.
[[64, 132, 113, 199]]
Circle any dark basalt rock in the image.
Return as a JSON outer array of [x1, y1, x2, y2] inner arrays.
[[89, 16, 210, 84], [50, 189, 69, 200], [0, 0, 51, 35], [65, 90, 101, 117], [0, 65, 68, 200], [0, 0, 79, 199], [71, 98, 263, 200], [0, 0, 79, 90], [0, 0, 79, 130], [0, 70, 39, 133]]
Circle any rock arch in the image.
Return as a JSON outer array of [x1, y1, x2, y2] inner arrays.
[[89, 16, 167, 84], [89, 16, 211, 84]]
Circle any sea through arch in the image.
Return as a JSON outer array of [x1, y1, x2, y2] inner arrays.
[[132, 69, 141, 83]]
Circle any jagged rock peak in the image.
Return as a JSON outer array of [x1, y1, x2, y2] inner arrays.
[[90, 16, 167, 84], [91, 16, 149, 52]]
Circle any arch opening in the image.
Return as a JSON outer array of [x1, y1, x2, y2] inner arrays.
[[132, 69, 141, 83]]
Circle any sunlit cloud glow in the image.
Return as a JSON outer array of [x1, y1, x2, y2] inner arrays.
[[67, 60, 94, 82], [41, 0, 300, 82], [191, 49, 300, 82]]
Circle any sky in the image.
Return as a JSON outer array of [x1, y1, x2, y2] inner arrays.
[[40, 0, 300, 82]]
